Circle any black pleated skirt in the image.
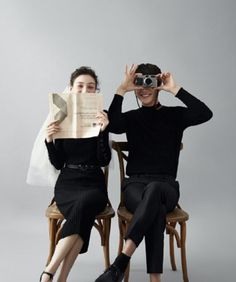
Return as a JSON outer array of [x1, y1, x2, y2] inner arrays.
[[54, 166, 108, 253]]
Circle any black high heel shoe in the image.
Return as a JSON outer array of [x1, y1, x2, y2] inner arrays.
[[39, 271, 54, 281]]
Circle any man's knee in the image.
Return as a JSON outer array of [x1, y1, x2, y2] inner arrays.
[[144, 181, 163, 195]]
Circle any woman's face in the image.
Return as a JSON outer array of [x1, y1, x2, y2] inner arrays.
[[71, 75, 96, 94]]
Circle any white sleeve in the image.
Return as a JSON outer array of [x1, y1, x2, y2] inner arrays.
[[26, 114, 60, 187]]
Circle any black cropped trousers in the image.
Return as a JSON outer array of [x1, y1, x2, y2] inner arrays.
[[123, 175, 180, 273]]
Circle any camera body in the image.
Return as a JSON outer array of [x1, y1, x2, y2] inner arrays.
[[134, 74, 161, 88]]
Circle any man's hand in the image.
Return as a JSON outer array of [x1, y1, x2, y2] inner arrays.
[[156, 72, 181, 96], [116, 64, 142, 96]]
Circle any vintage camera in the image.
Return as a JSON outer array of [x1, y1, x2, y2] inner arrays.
[[134, 74, 162, 88]]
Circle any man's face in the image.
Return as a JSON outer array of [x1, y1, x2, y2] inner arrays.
[[135, 87, 158, 107]]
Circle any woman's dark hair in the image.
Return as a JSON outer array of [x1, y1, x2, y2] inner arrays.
[[70, 66, 99, 89], [135, 63, 161, 75]]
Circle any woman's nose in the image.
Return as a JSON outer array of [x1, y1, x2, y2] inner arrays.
[[81, 86, 88, 93]]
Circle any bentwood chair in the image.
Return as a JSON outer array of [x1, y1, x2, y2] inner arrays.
[[112, 141, 189, 282], [45, 165, 115, 269]]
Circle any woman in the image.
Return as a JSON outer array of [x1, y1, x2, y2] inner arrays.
[[40, 66, 111, 282]]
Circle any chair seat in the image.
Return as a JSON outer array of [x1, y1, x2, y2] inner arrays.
[[112, 141, 189, 282], [166, 207, 189, 222], [117, 206, 189, 223], [96, 206, 115, 219], [117, 206, 133, 222], [46, 202, 115, 220], [45, 202, 64, 219]]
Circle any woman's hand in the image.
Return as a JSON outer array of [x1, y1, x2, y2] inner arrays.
[[46, 121, 60, 142], [96, 111, 109, 132], [116, 64, 142, 96], [156, 72, 181, 95]]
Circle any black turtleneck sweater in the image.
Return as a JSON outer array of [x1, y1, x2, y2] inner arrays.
[[108, 88, 213, 178]]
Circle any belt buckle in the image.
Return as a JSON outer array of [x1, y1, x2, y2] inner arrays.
[[81, 164, 88, 171]]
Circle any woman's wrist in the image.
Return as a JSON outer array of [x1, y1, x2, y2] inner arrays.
[[46, 137, 53, 143]]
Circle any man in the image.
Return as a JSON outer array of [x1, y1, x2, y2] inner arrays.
[[95, 63, 213, 282]]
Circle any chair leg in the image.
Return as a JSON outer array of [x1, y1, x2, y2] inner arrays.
[[123, 220, 131, 282], [180, 221, 189, 282], [102, 218, 111, 269], [124, 260, 130, 282], [55, 222, 63, 246], [118, 218, 125, 255], [169, 222, 177, 271], [46, 218, 57, 265], [117, 217, 131, 281]]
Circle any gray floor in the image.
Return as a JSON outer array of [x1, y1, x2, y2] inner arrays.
[[2, 208, 235, 282]]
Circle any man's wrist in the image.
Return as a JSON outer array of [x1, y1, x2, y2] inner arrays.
[[116, 86, 126, 96], [170, 85, 181, 96]]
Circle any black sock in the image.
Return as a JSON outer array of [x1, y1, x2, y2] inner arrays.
[[113, 253, 131, 273]]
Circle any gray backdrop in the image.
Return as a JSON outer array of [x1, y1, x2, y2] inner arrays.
[[0, 0, 235, 281]]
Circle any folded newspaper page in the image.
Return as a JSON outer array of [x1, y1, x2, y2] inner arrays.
[[49, 92, 103, 138]]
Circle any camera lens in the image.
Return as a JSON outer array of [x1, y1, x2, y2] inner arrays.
[[144, 77, 153, 86]]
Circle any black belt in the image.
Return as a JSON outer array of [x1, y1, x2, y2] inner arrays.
[[130, 174, 175, 181], [66, 164, 99, 170]]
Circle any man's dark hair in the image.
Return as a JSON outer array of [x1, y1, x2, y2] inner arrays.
[[70, 66, 99, 89], [135, 63, 161, 75]]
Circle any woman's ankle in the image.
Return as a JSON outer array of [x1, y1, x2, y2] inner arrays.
[[150, 273, 161, 282], [40, 271, 54, 282]]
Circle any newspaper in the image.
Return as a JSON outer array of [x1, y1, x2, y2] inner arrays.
[[49, 92, 103, 138]]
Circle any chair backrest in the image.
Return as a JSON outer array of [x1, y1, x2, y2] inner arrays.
[[112, 140, 183, 207], [103, 165, 113, 207], [103, 165, 109, 189], [111, 141, 129, 206]]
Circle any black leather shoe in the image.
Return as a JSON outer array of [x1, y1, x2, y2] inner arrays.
[[95, 265, 124, 282]]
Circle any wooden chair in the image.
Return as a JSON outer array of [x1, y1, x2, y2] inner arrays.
[[45, 165, 115, 269], [112, 141, 189, 282]]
